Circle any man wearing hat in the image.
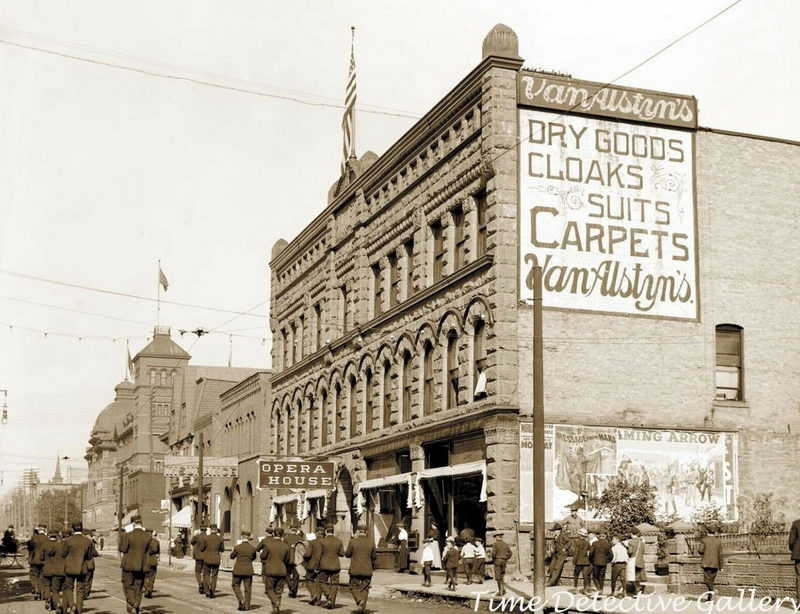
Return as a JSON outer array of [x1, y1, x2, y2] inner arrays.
[[284, 527, 304, 598], [41, 531, 64, 611], [200, 523, 225, 598], [547, 523, 572, 586], [317, 525, 345, 609], [230, 531, 258, 611], [346, 524, 377, 614], [119, 515, 153, 614], [190, 526, 207, 594], [61, 522, 97, 614], [144, 529, 160, 599], [420, 537, 435, 587], [572, 528, 591, 594], [261, 527, 290, 614], [257, 527, 277, 594], [28, 526, 49, 600], [303, 528, 325, 604], [490, 531, 512, 597], [442, 536, 460, 591], [474, 537, 487, 583], [562, 505, 586, 539]]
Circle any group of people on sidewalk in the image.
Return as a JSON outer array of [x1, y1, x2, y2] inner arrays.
[[25, 522, 99, 614], [188, 521, 377, 614]]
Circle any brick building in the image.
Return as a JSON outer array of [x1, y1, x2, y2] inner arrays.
[[267, 24, 799, 571]]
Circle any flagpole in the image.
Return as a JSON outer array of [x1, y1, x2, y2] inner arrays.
[[350, 26, 356, 160], [157, 259, 161, 327]]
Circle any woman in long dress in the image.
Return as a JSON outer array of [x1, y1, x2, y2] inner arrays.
[[426, 523, 442, 569]]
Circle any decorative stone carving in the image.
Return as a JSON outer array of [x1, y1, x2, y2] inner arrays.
[[481, 24, 522, 60], [479, 156, 495, 185], [485, 427, 518, 446]]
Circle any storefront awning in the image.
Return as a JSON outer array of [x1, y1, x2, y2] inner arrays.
[[414, 460, 487, 507], [356, 473, 414, 514], [162, 506, 193, 529], [269, 493, 302, 524]]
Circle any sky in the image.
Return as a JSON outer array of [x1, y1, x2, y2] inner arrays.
[[0, 0, 798, 496]]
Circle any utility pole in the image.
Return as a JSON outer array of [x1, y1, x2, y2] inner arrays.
[[531, 257, 546, 600], [149, 388, 155, 473], [117, 465, 124, 544], [197, 432, 204, 531]]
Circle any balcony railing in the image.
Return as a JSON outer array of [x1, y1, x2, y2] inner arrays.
[[685, 531, 790, 558]]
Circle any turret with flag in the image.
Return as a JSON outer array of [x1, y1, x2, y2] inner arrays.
[[341, 26, 357, 175]]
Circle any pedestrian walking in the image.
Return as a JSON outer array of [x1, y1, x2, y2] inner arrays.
[[442, 536, 460, 591], [427, 523, 442, 569], [395, 524, 410, 573], [626, 527, 646, 594], [262, 527, 291, 614], [144, 529, 160, 599], [698, 525, 724, 602], [190, 526, 207, 594], [317, 526, 345, 609], [119, 515, 154, 614], [609, 535, 628, 597], [285, 527, 303, 598], [200, 523, 225, 599], [490, 530, 512, 597], [41, 531, 63, 611], [257, 528, 276, 595], [571, 528, 591, 594], [474, 537, 486, 583], [547, 523, 571, 586], [83, 535, 100, 599], [789, 516, 800, 604], [230, 531, 258, 611], [303, 529, 325, 604], [61, 522, 96, 614], [99, 535, 104, 552], [28, 526, 48, 600], [420, 537, 435, 587], [589, 531, 612, 594], [346, 523, 377, 614], [460, 538, 476, 584]]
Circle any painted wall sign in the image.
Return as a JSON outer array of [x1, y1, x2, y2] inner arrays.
[[163, 455, 239, 478], [257, 460, 335, 489], [519, 109, 698, 319], [519, 423, 738, 523], [518, 72, 697, 129]]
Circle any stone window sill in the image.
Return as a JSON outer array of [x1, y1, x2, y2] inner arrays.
[[711, 400, 749, 410]]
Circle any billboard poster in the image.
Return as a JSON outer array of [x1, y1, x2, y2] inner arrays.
[[518, 109, 697, 319], [519, 423, 738, 523], [163, 455, 239, 478]]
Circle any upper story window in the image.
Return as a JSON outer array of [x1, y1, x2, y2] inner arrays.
[[365, 369, 374, 434], [452, 205, 466, 269], [388, 252, 400, 309], [349, 376, 358, 438], [404, 238, 415, 298], [446, 332, 459, 408], [290, 322, 298, 365], [402, 351, 412, 423], [476, 191, 487, 257], [382, 360, 392, 428], [282, 329, 290, 369], [340, 284, 349, 334], [473, 320, 487, 399], [372, 263, 383, 317], [716, 324, 744, 401], [431, 221, 444, 283], [150, 370, 156, 385], [297, 315, 305, 361], [423, 341, 434, 416], [320, 389, 329, 447], [314, 303, 323, 351]]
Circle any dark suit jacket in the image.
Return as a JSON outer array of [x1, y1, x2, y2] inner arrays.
[[30, 532, 48, 565], [61, 533, 94, 576], [230, 541, 258, 576], [190, 532, 207, 561], [442, 545, 460, 569], [699, 535, 724, 570], [305, 537, 323, 571], [589, 538, 613, 565], [147, 537, 160, 570], [552, 533, 572, 557], [43, 539, 65, 577], [262, 538, 290, 577], [790, 520, 800, 561], [572, 538, 591, 566], [346, 535, 376, 577], [317, 535, 345, 572], [120, 528, 154, 573], [83, 542, 99, 574], [200, 533, 225, 565], [491, 539, 512, 562]]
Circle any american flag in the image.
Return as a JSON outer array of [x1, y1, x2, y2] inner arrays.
[[341, 27, 357, 175]]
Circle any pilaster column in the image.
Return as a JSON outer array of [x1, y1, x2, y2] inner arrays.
[[485, 420, 520, 571], [441, 210, 455, 277]]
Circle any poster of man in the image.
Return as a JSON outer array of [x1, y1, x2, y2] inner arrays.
[[553, 426, 617, 510]]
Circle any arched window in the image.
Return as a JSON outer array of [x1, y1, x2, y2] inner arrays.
[[296, 399, 303, 453], [320, 389, 329, 447], [383, 360, 392, 428], [473, 319, 487, 399], [334, 384, 343, 443], [274, 409, 282, 455], [349, 376, 358, 438], [306, 396, 314, 453], [150, 370, 156, 385], [716, 324, 744, 401], [423, 341, 434, 416], [160, 370, 167, 385], [365, 369, 374, 434], [447, 332, 459, 408], [402, 351, 413, 422]]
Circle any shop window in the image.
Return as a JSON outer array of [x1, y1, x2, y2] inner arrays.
[[431, 221, 444, 283], [334, 384, 343, 443], [404, 238, 415, 298], [383, 360, 392, 428], [378, 489, 397, 513], [423, 341, 434, 416], [447, 332, 459, 408], [389, 252, 400, 308], [365, 369, 374, 434], [473, 319, 487, 399], [320, 389, 328, 447], [372, 263, 383, 317], [349, 376, 358, 438], [476, 191, 487, 257], [402, 351, 412, 422], [716, 324, 744, 400], [452, 205, 466, 269]]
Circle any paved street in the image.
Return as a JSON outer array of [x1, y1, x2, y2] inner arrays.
[[0, 557, 465, 614]]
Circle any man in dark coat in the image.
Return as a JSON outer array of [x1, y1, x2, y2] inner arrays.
[[442, 537, 460, 591], [231, 531, 258, 611], [304, 528, 325, 605], [61, 522, 95, 614], [119, 516, 154, 614], [200, 524, 225, 598], [144, 530, 160, 599], [571, 528, 591, 594], [83, 535, 100, 599], [490, 530, 512, 597], [284, 527, 303, 598], [346, 524, 377, 614], [547, 523, 571, 586], [316, 526, 345, 609], [261, 527, 291, 614], [698, 525, 724, 602], [190, 526, 207, 594], [789, 517, 800, 604], [28, 526, 48, 600], [256, 527, 276, 594], [627, 527, 647, 594], [41, 532, 62, 610], [589, 532, 613, 594]]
